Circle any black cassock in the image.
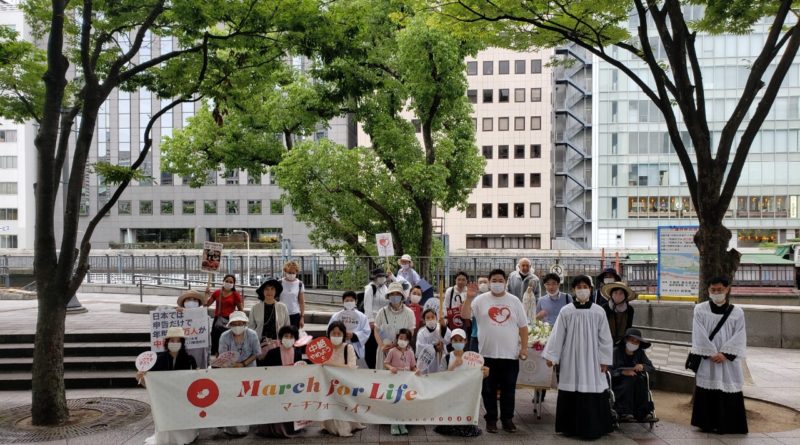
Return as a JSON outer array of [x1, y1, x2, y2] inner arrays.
[[610, 346, 654, 420]]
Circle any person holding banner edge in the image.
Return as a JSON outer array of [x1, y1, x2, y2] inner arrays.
[[321, 320, 367, 437]]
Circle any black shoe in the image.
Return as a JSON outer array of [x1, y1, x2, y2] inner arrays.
[[501, 419, 517, 433], [485, 421, 498, 433]]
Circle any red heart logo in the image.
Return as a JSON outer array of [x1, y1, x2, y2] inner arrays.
[[488, 306, 512, 324], [379, 239, 389, 247]]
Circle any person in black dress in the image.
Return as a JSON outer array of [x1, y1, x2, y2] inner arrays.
[[610, 328, 655, 421]]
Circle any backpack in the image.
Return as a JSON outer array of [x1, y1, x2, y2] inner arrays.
[[356, 283, 377, 313]]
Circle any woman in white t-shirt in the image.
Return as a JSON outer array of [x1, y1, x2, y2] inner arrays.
[[279, 260, 305, 329]]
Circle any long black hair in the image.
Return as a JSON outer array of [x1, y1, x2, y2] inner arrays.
[[222, 274, 237, 292]]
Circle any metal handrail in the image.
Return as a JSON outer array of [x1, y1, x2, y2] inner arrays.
[[633, 325, 691, 335], [132, 273, 261, 303]]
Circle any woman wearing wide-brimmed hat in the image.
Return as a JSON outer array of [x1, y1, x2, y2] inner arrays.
[[175, 290, 209, 369], [600, 281, 637, 344], [249, 279, 290, 365], [610, 328, 655, 422]]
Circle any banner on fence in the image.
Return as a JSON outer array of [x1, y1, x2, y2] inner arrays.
[[657, 226, 700, 297], [145, 365, 482, 432], [149, 308, 210, 351]]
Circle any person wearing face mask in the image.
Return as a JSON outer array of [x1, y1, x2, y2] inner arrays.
[[206, 274, 244, 355], [396, 254, 420, 287], [542, 274, 614, 440], [139, 327, 198, 445], [535, 273, 573, 325], [374, 282, 416, 373], [280, 260, 306, 329], [407, 286, 425, 328], [690, 276, 748, 434], [255, 325, 306, 438], [327, 291, 371, 362], [461, 269, 529, 434], [384, 328, 418, 435], [468, 276, 490, 352], [321, 321, 366, 436], [176, 290, 210, 369], [415, 308, 451, 374], [610, 328, 655, 422], [444, 271, 471, 332], [600, 282, 637, 344], [362, 268, 389, 369], [249, 279, 290, 365], [593, 268, 622, 306], [219, 311, 260, 368], [506, 258, 541, 303]]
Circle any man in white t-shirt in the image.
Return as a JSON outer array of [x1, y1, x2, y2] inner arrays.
[[461, 268, 529, 434]]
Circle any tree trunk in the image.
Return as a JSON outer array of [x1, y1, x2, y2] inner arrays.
[[31, 280, 68, 424], [694, 221, 740, 301], [417, 198, 433, 278]]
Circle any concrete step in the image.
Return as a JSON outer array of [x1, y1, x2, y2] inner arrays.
[[0, 370, 139, 390], [0, 341, 150, 358], [0, 332, 150, 344], [0, 355, 138, 372]]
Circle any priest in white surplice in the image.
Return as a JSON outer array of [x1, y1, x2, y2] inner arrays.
[[543, 274, 614, 439], [328, 291, 372, 361], [690, 276, 748, 434]]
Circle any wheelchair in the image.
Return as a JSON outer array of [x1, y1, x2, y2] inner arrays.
[[606, 370, 659, 430]]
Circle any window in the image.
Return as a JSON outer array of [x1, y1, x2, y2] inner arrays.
[[0, 182, 17, 194], [530, 173, 541, 187], [531, 144, 542, 158], [499, 89, 509, 103], [498, 203, 508, 218], [498, 60, 509, 74], [514, 88, 525, 102], [498, 174, 509, 188], [0, 235, 18, 248], [514, 145, 525, 159], [118, 200, 132, 215], [472, 118, 477, 130], [483, 60, 493, 75], [498, 145, 509, 159], [514, 173, 525, 187], [226, 200, 239, 215], [467, 89, 477, 104], [466, 235, 540, 249], [498, 117, 509, 131], [482, 117, 493, 131], [514, 117, 525, 131], [0, 156, 17, 168], [160, 172, 173, 186], [248, 200, 262, 215], [466, 204, 477, 218], [225, 169, 239, 185], [531, 59, 542, 73], [182, 200, 196, 215], [482, 204, 492, 218], [530, 116, 542, 130], [204, 200, 218, 214], [466, 61, 478, 75], [160, 200, 174, 215], [139, 200, 153, 215], [514, 59, 526, 74], [482, 89, 493, 103], [248, 173, 261, 185], [205, 171, 217, 186], [530, 88, 542, 102], [270, 200, 284, 214], [482, 145, 493, 159], [514, 203, 525, 218], [0, 130, 18, 142], [482, 174, 493, 188], [466, 236, 488, 249], [530, 202, 542, 218], [0, 208, 18, 220]]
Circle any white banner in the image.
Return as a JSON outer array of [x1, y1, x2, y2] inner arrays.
[[145, 365, 482, 432], [149, 308, 210, 351]]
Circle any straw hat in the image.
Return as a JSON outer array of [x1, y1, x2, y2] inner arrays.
[[397, 254, 413, 266], [600, 282, 638, 302], [165, 326, 185, 339], [177, 290, 206, 307]]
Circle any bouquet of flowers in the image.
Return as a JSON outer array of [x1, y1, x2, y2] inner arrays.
[[528, 320, 552, 351]]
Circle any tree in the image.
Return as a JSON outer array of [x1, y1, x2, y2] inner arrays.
[[439, 0, 800, 297], [0, 0, 316, 425]]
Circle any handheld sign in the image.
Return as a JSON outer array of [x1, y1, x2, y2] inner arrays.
[[306, 337, 334, 364], [201, 241, 223, 273], [375, 233, 395, 257], [461, 351, 485, 369], [210, 351, 238, 368], [416, 344, 437, 372], [136, 351, 158, 372]]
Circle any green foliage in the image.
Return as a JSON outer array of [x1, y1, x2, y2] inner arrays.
[[93, 162, 152, 185], [0, 26, 46, 123]]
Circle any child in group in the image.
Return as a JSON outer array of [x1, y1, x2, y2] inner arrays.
[[407, 286, 424, 328], [415, 308, 451, 374], [433, 329, 484, 437], [383, 328, 417, 435]]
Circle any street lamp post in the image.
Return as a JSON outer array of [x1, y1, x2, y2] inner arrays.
[[232, 230, 250, 286]]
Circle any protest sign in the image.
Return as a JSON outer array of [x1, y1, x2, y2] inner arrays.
[[136, 351, 158, 372], [375, 233, 395, 257], [306, 337, 334, 364], [416, 344, 436, 372], [149, 308, 209, 352], [201, 241, 223, 272], [461, 352, 484, 369], [210, 351, 238, 368]]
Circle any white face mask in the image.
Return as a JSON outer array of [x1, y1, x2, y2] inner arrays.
[[375, 277, 386, 285], [230, 326, 246, 335], [167, 342, 182, 352], [575, 288, 591, 302], [410, 294, 422, 304], [389, 295, 403, 305], [285, 273, 296, 280], [330, 335, 343, 346], [489, 283, 505, 295], [604, 277, 616, 284], [425, 320, 437, 330], [709, 292, 727, 305], [452, 342, 465, 351], [547, 289, 559, 298], [223, 282, 234, 290], [397, 339, 409, 349], [625, 342, 639, 352], [478, 283, 489, 293], [401, 263, 410, 270], [183, 300, 200, 308], [281, 338, 295, 349], [343, 301, 356, 311]]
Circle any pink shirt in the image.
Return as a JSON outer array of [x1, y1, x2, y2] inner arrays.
[[384, 347, 416, 371], [280, 347, 295, 366]]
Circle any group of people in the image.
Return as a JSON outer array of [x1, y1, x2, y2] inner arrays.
[[138, 255, 749, 443]]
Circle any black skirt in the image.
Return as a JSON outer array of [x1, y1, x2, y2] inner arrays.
[[555, 390, 613, 439], [691, 387, 748, 434]]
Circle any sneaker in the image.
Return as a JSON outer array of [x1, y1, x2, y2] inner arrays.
[[501, 419, 517, 433], [390, 425, 401, 435], [485, 421, 498, 433], [399, 425, 408, 435]]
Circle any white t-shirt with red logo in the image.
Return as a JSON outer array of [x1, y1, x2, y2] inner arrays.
[[472, 292, 528, 359]]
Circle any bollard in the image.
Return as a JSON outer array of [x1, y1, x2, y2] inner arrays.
[[139, 278, 143, 303]]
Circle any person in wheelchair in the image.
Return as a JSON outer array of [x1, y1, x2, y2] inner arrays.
[[611, 328, 655, 421]]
